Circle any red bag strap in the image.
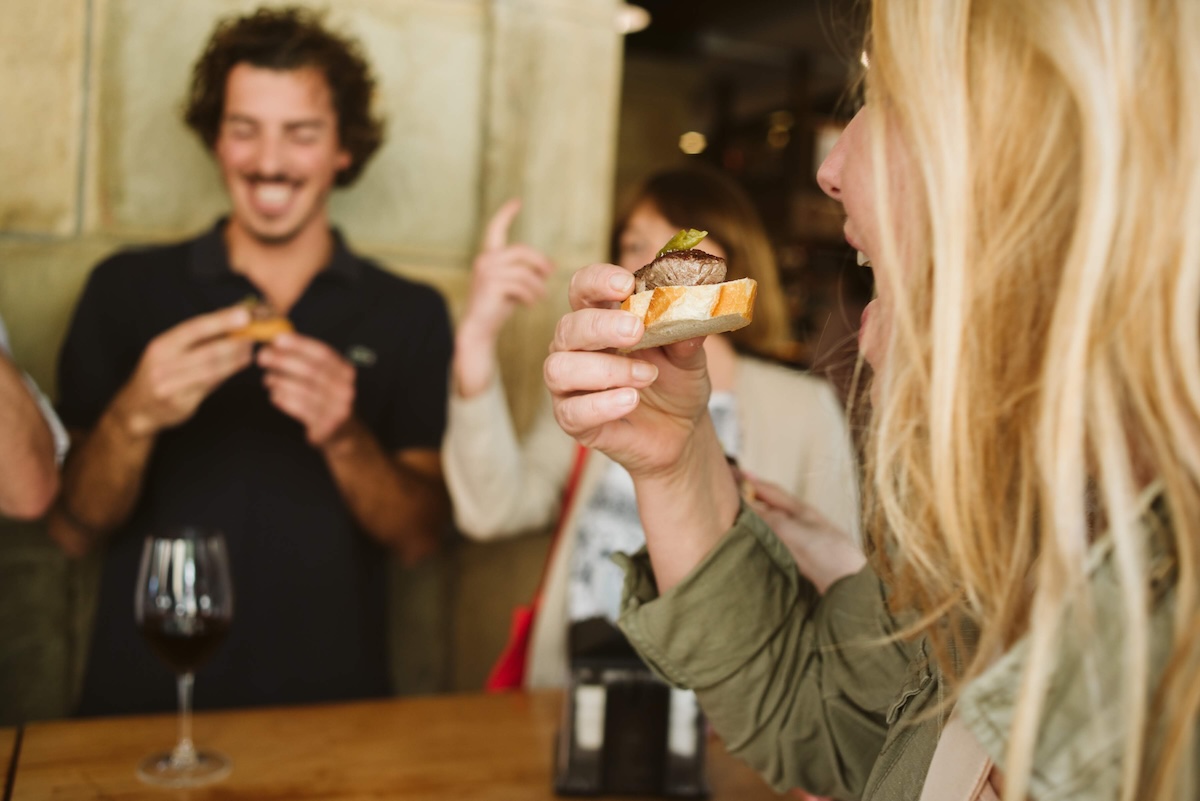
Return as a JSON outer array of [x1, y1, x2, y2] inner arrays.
[[530, 443, 589, 608]]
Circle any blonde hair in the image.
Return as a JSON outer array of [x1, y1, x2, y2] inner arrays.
[[862, 1, 1199, 799], [613, 167, 792, 357]]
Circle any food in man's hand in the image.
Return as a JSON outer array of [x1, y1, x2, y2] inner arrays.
[[230, 297, 294, 342], [620, 230, 757, 352]]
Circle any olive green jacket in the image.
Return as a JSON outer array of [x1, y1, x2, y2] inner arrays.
[[617, 501, 1187, 801]]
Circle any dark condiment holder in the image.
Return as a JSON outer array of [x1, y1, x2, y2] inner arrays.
[[553, 618, 709, 798]]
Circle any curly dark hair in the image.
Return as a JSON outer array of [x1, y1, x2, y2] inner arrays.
[[184, 6, 384, 187]]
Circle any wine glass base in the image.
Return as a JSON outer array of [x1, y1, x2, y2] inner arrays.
[[137, 750, 232, 787]]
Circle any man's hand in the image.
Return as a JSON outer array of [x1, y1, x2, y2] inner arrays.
[[258, 332, 356, 447], [115, 304, 254, 437], [49, 303, 253, 553], [744, 473, 866, 594]]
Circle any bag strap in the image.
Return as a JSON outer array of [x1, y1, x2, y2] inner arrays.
[[917, 714, 996, 801], [530, 443, 589, 609]]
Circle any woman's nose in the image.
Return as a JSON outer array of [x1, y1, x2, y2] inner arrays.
[[817, 108, 863, 201], [817, 136, 845, 201]]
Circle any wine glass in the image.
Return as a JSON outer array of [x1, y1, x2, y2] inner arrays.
[[134, 526, 234, 787]]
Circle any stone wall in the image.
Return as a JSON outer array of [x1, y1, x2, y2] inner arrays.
[[0, 0, 622, 722]]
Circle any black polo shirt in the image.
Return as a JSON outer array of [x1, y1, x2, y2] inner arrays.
[[58, 220, 452, 716]]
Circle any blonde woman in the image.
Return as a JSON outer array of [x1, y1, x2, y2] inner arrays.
[[445, 167, 859, 689], [542, 1, 1199, 800]]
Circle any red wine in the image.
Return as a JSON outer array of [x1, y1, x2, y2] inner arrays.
[[138, 614, 231, 674]]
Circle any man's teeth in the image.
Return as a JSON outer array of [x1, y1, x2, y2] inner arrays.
[[254, 184, 293, 205], [856, 250, 872, 267]]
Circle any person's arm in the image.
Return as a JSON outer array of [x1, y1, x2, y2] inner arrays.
[[444, 197, 573, 539], [48, 305, 254, 557], [444, 379, 578, 540], [544, 261, 740, 591], [0, 353, 59, 519], [257, 332, 449, 563], [454, 197, 554, 399], [618, 508, 912, 798], [544, 263, 909, 796], [321, 426, 448, 564], [743, 474, 866, 593]]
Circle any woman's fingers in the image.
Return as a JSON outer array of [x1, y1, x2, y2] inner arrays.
[[503, 244, 555, 278], [544, 349, 657, 396], [744, 475, 805, 516], [481, 197, 522, 251], [479, 245, 555, 282], [551, 307, 643, 354], [567, 263, 635, 311], [544, 347, 658, 439], [494, 270, 551, 307], [552, 387, 641, 438]]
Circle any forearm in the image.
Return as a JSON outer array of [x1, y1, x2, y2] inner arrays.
[[323, 419, 450, 563], [634, 413, 741, 592], [620, 512, 907, 798], [444, 378, 573, 539], [48, 389, 156, 556], [0, 357, 59, 519], [452, 321, 500, 399]]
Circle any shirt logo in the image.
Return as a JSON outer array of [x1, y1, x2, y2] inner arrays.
[[345, 345, 377, 367]]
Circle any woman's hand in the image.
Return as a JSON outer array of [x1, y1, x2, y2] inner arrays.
[[454, 198, 555, 398], [545, 262, 740, 591], [544, 262, 712, 480], [744, 473, 866, 594]]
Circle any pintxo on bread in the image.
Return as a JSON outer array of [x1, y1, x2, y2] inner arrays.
[[230, 296, 295, 342], [619, 229, 757, 352]]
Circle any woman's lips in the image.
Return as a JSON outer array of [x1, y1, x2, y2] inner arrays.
[[859, 300, 874, 347]]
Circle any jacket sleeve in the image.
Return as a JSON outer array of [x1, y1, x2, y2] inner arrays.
[[617, 505, 913, 799], [442, 376, 578, 540]]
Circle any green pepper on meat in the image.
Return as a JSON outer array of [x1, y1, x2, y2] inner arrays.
[[656, 228, 708, 257]]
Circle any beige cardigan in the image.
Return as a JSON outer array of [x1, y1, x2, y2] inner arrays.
[[444, 355, 860, 688]]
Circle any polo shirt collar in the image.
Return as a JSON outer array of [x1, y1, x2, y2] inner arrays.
[[189, 218, 360, 283]]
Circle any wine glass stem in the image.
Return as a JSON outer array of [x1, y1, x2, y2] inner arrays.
[[172, 672, 198, 768]]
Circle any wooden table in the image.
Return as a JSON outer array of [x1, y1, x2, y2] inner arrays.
[[8, 692, 785, 800]]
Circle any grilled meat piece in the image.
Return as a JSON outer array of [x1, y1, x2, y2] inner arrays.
[[633, 249, 727, 293]]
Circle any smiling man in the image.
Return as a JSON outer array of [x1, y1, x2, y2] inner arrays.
[[49, 8, 453, 715]]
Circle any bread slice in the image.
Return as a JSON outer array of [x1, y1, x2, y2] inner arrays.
[[619, 278, 757, 351], [230, 317, 294, 342]]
